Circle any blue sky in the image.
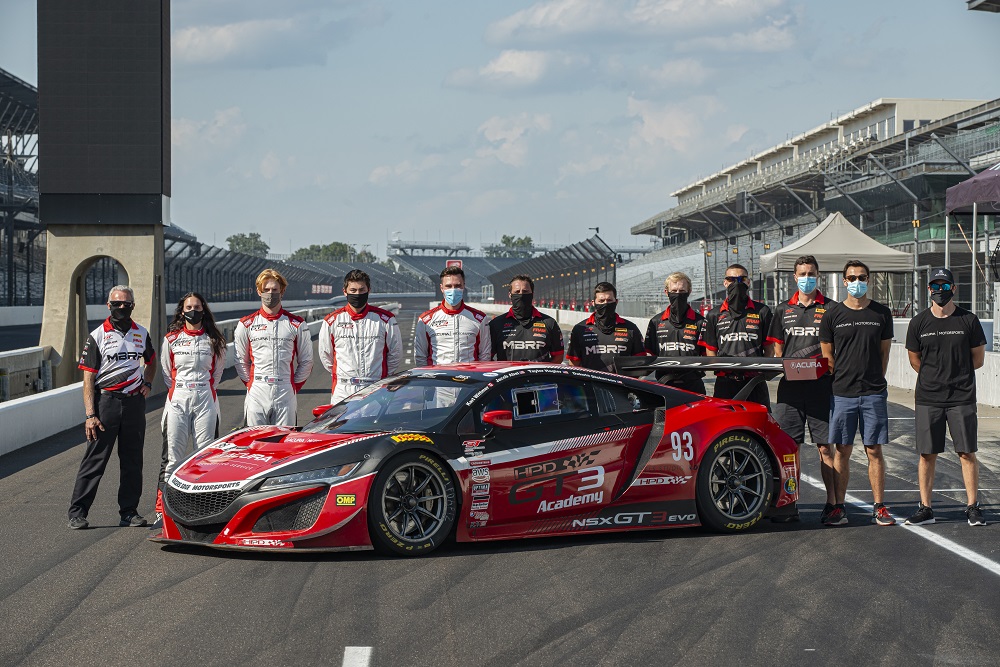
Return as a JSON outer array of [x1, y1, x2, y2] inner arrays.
[[2, 1, 997, 257]]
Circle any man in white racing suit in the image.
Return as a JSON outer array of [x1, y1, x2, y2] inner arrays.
[[234, 269, 314, 426], [319, 269, 403, 403], [414, 266, 491, 365]]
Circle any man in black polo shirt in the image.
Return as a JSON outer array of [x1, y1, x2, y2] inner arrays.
[[490, 274, 564, 363], [645, 270, 705, 393], [904, 268, 987, 527], [819, 259, 895, 527], [567, 281, 645, 372], [766, 255, 832, 523], [699, 263, 773, 406]]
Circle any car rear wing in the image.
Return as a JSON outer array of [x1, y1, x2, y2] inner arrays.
[[613, 356, 829, 401]]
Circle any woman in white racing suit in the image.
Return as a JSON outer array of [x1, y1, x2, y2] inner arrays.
[[154, 292, 227, 522]]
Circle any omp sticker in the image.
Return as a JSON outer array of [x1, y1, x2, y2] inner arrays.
[[336, 494, 357, 506]]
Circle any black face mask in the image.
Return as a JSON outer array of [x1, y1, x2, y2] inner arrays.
[[668, 292, 689, 324], [726, 281, 750, 314], [594, 302, 617, 332], [930, 289, 954, 306], [110, 306, 133, 328], [183, 310, 204, 326], [511, 293, 534, 324], [346, 292, 369, 311]]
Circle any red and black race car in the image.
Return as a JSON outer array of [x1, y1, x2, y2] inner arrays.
[[151, 359, 817, 555]]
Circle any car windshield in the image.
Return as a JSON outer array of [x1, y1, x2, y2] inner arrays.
[[301, 376, 482, 434]]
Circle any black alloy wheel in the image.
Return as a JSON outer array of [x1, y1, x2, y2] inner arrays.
[[695, 432, 774, 532]]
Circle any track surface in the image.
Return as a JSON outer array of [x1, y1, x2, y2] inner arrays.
[[3, 297, 1000, 666]]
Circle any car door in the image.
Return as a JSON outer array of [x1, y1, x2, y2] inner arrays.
[[459, 374, 642, 538]]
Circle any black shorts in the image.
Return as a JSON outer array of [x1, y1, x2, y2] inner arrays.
[[914, 403, 977, 455], [774, 376, 832, 445]]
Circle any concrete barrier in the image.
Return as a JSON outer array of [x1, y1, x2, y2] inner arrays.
[[0, 381, 84, 457], [0, 346, 54, 401]]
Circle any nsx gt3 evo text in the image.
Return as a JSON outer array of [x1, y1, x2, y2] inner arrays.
[[151, 361, 801, 555]]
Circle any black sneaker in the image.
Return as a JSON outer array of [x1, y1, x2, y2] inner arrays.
[[967, 503, 986, 526], [872, 503, 896, 526], [68, 516, 89, 530], [905, 503, 935, 526], [824, 506, 848, 526], [820, 503, 835, 524], [119, 512, 148, 527]]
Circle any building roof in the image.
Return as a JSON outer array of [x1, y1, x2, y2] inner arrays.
[[0, 67, 38, 134]]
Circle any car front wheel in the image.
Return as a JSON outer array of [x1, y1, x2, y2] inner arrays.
[[696, 432, 774, 532]]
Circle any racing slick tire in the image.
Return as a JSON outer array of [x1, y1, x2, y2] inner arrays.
[[695, 432, 774, 533], [367, 450, 457, 556]]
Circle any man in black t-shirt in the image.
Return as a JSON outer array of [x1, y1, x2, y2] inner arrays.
[[818, 260, 895, 527], [645, 271, 705, 393], [765, 254, 832, 523], [490, 274, 564, 363], [699, 263, 773, 406], [567, 281, 645, 372], [903, 268, 988, 527]]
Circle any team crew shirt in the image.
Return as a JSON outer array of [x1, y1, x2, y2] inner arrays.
[[78, 319, 156, 392], [766, 291, 828, 359], [699, 299, 773, 362], [644, 306, 704, 385], [489, 308, 564, 362], [566, 313, 645, 372], [414, 302, 492, 365], [319, 304, 403, 402], [818, 300, 894, 397], [905, 306, 987, 406]]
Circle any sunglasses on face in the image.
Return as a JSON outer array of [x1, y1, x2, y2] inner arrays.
[[109, 301, 134, 308], [929, 282, 953, 291], [844, 274, 868, 283], [724, 276, 747, 284]]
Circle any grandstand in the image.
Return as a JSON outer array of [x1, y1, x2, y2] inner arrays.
[[286, 260, 427, 293], [390, 250, 523, 296], [614, 243, 707, 316]]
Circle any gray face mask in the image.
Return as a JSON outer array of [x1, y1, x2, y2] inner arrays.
[[261, 292, 281, 309]]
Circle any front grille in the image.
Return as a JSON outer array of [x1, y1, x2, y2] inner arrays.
[[176, 522, 226, 544], [166, 486, 241, 522], [252, 492, 326, 533]]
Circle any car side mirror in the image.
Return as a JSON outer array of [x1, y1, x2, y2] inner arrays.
[[482, 410, 513, 430], [312, 404, 332, 418]]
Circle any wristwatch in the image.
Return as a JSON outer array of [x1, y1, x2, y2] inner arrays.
[[86, 414, 98, 419], [143, 381, 152, 389]]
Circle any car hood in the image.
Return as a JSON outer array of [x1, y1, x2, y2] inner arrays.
[[171, 426, 387, 487]]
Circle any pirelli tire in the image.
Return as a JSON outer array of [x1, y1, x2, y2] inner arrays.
[[368, 450, 457, 556], [696, 432, 774, 533]]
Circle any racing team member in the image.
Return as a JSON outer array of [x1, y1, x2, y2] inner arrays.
[[644, 271, 705, 393], [699, 263, 773, 407], [819, 260, 895, 527], [904, 268, 988, 527], [415, 266, 491, 365], [765, 255, 831, 524], [319, 269, 402, 403], [69, 286, 156, 530], [489, 274, 564, 363], [235, 269, 313, 426], [567, 281, 645, 372], [155, 292, 227, 523]]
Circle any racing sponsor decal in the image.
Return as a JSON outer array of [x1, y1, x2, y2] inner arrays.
[[537, 491, 603, 513], [463, 440, 486, 457], [511, 465, 605, 507], [469, 521, 488, 528], [471, 500, 489, 511], [469, 510, 490, 521], [471, 467, 490, 483], [783, 454, 796, 463], [570, 501, 698, 530], [391, 433, 434, 444], [167, 476, 248, 493], [784, 477, 797, 495], [514, 450, 599, 480], [471, 482, 489, 495], [336, 494, 357, 506], [238, 538, 291, 548], [453, 375, 472, 382], [631, 475, 692, 487]]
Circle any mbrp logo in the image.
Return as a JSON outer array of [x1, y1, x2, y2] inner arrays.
[[584, 344, 628, 355], [660, 342, 696, 352], [785, 326, 819, 336], [106, 351, 141, 361], [505, 340, 543, 349], [719, 332, 753, 342]]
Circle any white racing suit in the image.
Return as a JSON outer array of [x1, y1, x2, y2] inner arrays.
[[234, 308, 314, 426], [160, 328, 225, 474], [319, 304, 403, 404], [413, 302, 492, 366]]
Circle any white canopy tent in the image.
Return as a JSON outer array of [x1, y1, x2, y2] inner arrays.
[[759, 212, 914, 273]]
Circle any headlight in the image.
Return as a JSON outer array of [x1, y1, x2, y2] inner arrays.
[[259, 462, 361, 490]]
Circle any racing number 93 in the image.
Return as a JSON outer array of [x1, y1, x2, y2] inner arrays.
[[670, 432, 694, 461]]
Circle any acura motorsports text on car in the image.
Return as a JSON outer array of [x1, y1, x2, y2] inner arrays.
[[151, 359, 818, 555]]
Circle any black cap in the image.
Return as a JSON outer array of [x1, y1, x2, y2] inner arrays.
[[929, 267, 954, 284]]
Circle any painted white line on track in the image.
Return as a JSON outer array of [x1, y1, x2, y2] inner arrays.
[[342, 646, 372, 667], [800, 472, 1000, 578], [838, 488, 1000, 494]]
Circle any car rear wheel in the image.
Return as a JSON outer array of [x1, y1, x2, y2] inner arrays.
[[368, 450, 456, 556], [696, 433, 774, 532]]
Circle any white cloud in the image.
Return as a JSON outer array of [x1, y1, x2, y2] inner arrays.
[[445, 50, 591, 92], [675, 20, 796, 53], [486, 0, 786, 44], [259, 151, 281, 181], [465, 189, 518, 217], [726, 124, 749, 144], [557, 155, 612, 183], [463, 113, 553, 172], [627, 95, 722, 153], [639, 58, 711, 87], [368, 155, 446, 185], [172, 107, 247, 150]]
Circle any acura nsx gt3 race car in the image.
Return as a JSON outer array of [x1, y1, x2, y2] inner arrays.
[[151, 359, 819, 555]]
